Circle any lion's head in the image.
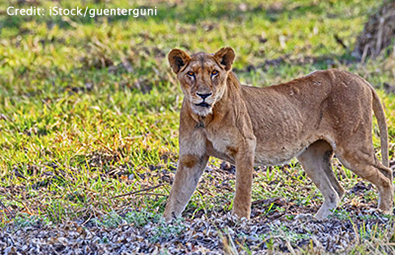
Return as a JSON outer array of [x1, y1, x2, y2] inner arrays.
[[168, 47, 235, 116]]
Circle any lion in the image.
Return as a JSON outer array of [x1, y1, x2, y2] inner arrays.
[[163, 47, 393, 222]]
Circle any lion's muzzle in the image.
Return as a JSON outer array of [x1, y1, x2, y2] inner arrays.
[[195, 102, 211, 108]]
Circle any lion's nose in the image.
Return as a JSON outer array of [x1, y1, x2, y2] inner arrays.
[[196, 92, 212, 99]]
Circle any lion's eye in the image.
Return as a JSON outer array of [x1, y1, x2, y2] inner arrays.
[[187, 71, 195, 77], [211, 70, 219, 77]]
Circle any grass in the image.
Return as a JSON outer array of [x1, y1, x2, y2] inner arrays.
[[1, 0, 395, 253]]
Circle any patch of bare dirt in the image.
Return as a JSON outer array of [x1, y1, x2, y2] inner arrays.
[[2, 157, 395, 254], [1, 208, 393, 254]]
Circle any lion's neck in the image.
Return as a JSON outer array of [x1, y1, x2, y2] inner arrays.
[[216, 71, 242, 106]]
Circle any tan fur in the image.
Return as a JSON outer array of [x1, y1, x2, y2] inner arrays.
[[163, 47, 393, 222]]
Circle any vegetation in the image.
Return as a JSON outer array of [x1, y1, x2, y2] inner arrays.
[[0, 0, 395, 253]]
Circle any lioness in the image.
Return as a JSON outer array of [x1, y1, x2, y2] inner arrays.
[[163, 47, 393, 221]]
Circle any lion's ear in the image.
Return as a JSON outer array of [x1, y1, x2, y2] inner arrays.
[[168, 49, 191, 74], [214, 47, 235, 71]]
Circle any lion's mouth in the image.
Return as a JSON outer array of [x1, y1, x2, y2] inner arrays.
[[195, 102, 211, 108]]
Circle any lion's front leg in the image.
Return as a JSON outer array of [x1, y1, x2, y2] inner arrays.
[[232, 138, 256, 219], [163, 154, 209, 222]]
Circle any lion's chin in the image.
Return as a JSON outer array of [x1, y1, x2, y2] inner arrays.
[[192, 104, 213, 117]]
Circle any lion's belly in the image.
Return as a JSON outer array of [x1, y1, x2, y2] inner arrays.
[[206, 129, 315, 166], [253, 133, 324, 166], [207, 139, 310, 166], [253, 144, 307, 166]]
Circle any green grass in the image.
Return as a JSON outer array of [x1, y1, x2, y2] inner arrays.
[[1, 0, 395, 252]]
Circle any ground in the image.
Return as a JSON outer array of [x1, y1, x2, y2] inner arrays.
[[1, 0, 395, 254]]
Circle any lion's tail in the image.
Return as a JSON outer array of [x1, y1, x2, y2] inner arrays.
[[372, 89, 389, 167]]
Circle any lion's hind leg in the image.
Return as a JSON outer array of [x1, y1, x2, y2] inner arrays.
[[322, 149, 345, 200], [297, 140, 343, 219], [335, 146, 393, 215]]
